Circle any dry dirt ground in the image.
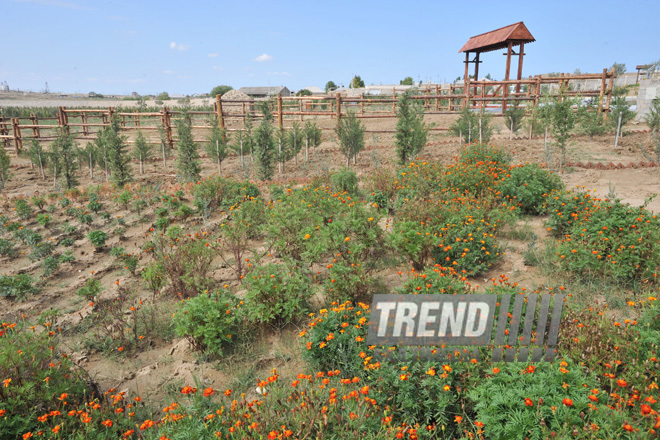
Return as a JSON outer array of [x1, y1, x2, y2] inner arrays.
[[1, 113, 657, 409]]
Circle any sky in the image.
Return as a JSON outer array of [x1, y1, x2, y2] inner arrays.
[[1, 0, 658, 96]]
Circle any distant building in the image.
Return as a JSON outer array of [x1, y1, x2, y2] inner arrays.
[[239, 86, 291, 98], [302, 86, 324, 95]]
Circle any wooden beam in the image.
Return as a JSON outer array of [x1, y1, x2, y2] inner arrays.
[[516, 42, 525, 94], [503, 42, 513, 114], [215, 94, 224, 129]]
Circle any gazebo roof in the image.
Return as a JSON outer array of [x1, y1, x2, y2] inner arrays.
[[459, 22, 535, 54]]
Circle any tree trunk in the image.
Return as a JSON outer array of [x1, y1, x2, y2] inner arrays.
[[38, 151, 45, 179], [346, 153, 350, 168], [305, 138, 309, 162], [278, 139, 283, 174], [240, 138, 244, 167], [89, 151, 93, 179], [161, 141, 167, 168], [140, 157, 144, 175], [294, 132, 298, 166]]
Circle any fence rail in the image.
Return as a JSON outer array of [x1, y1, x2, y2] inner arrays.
[[1, 69, 616, 153]]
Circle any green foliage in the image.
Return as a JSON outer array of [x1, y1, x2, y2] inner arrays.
[[0, 274, 39, 300], [287, 121, 303, 162], [296, 89, 312, 96], [547, 94, 578, 168], [31, 195, 45, 210], [14, 198, 32, 219], [389, 221, 439, 271], [394, 91, 429, 164], [87, 230, 108, 250], [330, 167, 359, 195], [577, 105, 608, 138], [28, 139, 48, 179], [205, 116, 228, 174], [117, 189, 132, 209], [609, 87, 636, 131], [253, 114, 276, 180], [41, 255, 61, 277], [100, 116, 133, 188], [350, 75, 365, 88], [242, 262, 312, 326], [0, 238, 16, 257], [0, 323, 94, 438], [141, 260, 165, 296], [49, 132, 79, 189], [499, 164, 564, 215], [192, 176, 260, 218], [400, 76, 414, 85], [157, 91, 170, 101], [504, 103, 526, 135], [449, 107, 494, 144], [173, 290, 239, 356], [303, 120, 322, 153], [175, 111, 201, 183], [645, 98, 660, 134], [0, 145, 10, 190], [335, 111, 365, 167], [325, 80, 337, 92], [132, 130, 152, 174], [210, 85, 233, 97], [469, 360, 597, 440], [86, 193, 103, 213], [611, 61, 626, 76]]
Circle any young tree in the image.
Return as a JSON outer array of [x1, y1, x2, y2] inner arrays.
[[449, 107, 493, 144], [158, 125, 169, 168], [275, 127, 288, 173], [504, 103, 526, 135], [133, 130, 152, 175], [577, 103, 607, 139], [80, 142, 97, 179], [611, 62, 627, 76], [28, 139, 48, 179], [303, 121, 322, 161], [175, 111, 201, 183], [105, 115, 133, 188], [325, 81, 337, 93], [350, 75, 365, 88], [394, 91, 428, 164], [253, 116, 276, 180], [95, 130, 110, 182], [609, 87, 636, 132], [645, 98, 660, 135], [400, 76, 414, 86], [205, 116, 228, 174], [0, 146, 10, 191], [335, 111, 365, 167], [51, 131, 79, 189], [288, 122, 304, 166], [296, 89, 312, 96], [549, 93, 578, 169]]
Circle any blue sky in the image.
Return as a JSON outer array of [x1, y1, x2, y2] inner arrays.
[[1, 0, 658, 95]]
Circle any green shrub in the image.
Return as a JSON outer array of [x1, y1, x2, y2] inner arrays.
[[242, 262, 312, 326], [87, 230, 108, 250], [0, 322, 94, 438], [330, 167, 359, 195], [35, 213, 50, 229], [173, 290, 239, 356], [0, 274, 39, 300], [14, 229, 42, 247], [31, 195, 45, 210], [14, 199, 32, 220], [0, 238, 16, 257], [116, 189, 132, 209], [389, 221, 439, 271], [58, 249, 75, 264], [499, 163, 564, 215], [42, 256, 60, 277], [76, 278, 103, 300], [141, 260, 165, 296], [59, 237, 75, 247], [28, 242, 54, 261]]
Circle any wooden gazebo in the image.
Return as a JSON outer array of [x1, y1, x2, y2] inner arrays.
[[459, 22, 535, 112]]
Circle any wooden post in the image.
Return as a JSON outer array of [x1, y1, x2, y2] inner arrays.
[[604, 68, 615, 121], [503, 42, 513, 114], [299, 98, 303, 121], [242, 102, 246, 124], [11, 118, 22, 152], [463, 52, 470, 110], [464, 75, 470, 110], [516, 43, 525, 95], [215, 94, 224, 130], [480, 80, 485, 111], [598, 68, 607, 114], [360, 93, 365, 115], [58, 106, 69, 135], [81, 113, 89, 136], [449, 85, 454, 112], [335, 93, 342, 128], [534, 76, 541, 108], [162, 107, 173, 149], [473, 52, 480, 107], [30, 114, 39, 138], [134, 112, 140, 128], [435, 85, 440, 111], [614, 112, 623, 149]]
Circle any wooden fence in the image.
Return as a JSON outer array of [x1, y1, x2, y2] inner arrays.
[[1, 69, 616, 153]]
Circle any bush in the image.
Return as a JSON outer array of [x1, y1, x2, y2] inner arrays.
[[330, 167, 359, 195], [449, 107, 494, 144], [0, 238, 16, 257], [395, 91, 428, 164], [173, 290, 239, 356], [76, 278, 103, 300], [0, 322, 95, 438], [499, 163, 563, 215], [335, 111, 365, 167], [242, 262, 312, 326], [193, 176, 260, 218], [87, 230, 108, 250], [35, 213, 50, 228], [14, 198, 32, 220], [0, 274, 39, 300]]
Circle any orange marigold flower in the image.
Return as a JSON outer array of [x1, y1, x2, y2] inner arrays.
[[617, 379, 628, 387], [102, 419, 113, 428], [562, 398, 573, 407], [455, 415, 462, 424], [622, 423, 633, 432], [203, 387, 215, 397], [58, 393, 68, 400], [524, 398, 534, 407], [492, 367, 500, 374]]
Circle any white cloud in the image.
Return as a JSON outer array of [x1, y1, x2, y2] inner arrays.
[[267, 71, 292, 77], [162, 70, 175, 75], [169, 41, 191, 51], [208, 53, 218, 58], [254, 53, 273, 62], [212, 66, 224, 71]]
